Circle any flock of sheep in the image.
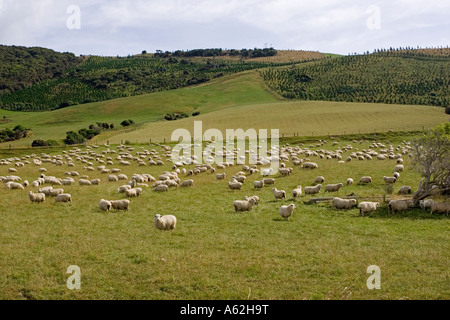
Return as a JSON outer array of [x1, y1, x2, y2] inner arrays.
[[1, 139, 449, 232]]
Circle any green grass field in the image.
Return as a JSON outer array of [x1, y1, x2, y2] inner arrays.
[[0, 137, 448, 300]]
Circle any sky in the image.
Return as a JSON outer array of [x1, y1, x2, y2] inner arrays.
[[0, 0, 448, 56]]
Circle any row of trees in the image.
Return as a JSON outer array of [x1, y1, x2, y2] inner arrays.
[[63, 120, 134, 145], [153, 47, 278, 59], [0, 125, 31, 142]]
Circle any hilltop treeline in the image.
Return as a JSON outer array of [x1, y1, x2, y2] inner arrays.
[[155, 47, 278, 59], [0, 45, 81, 95], [0, 46, 287, 111], [261, 48, 450, 107]]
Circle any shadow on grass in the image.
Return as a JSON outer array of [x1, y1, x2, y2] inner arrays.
[[366, 207, 448, 220]]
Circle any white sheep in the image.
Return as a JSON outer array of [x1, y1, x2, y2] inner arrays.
[[108, 174, 119, 182], [154, 214, 177, 230], [29, 191, 45, 203], [394, 164, 404, 172], [419, 199, 434, 211], [325, 183, 344, 193], [233, 198, 257, 213], [6, 181, 24, 190], [90, 178, 101, 185], [99, 199, 112, 212], [383, 176, 397, 184], [314, 176, 325, 184], [430, 202, 450, 215], [302, 162, 318, 169], [78, 179, 92, 186], [292, 185, 302, 199], [228, 181, 242, 190], [110, 199, 131, 211], [346, 178, 354, 186], [388, 200, 409, 213], [125, 189, 138, 197], [254, 180, 264, 189], [272, 187, 286, 200], [49, 188, 64, 197], [117, 185, 132, 193], [398, 186, 412, 195], [154, 184, 169, 192], [262, 178, 275, 185], [244, 195, 260, 206], [55, 193, 72, 203], [358, 176, 372, 184], [304, 184, 322, 195], [279, 204, 296, 219], [180, 179, 194, 187], [358, 201, 380, 216], [216, 173, 226, 180], [331, 197, 357, 209]]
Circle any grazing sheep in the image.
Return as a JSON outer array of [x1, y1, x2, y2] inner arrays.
[[272, 187, 286, 200], [292, 185, 302, 199], [29, 191, 45, 203], [90, 178, 101, 185], [244, 195, 260, 206], [55, 193, 72, 203], [388, 200, 409, 213], [279, 204, 296, 219], [216, 173, 226, 180], [302, 162, 318, 169], [154, 214, 177, 230], [228, 181, 242, 190], [78, 179, 91, 186], [164, 180, 179, 188], [233, 198, 257, 213], [430, 202, 450, 215], [383, 176, 397, 184], [304, 184, 322, 195], [99, 199, 112, 212], [118, 174, 128, 180], [392, 172, 400, 179], [358, 176, 372, 184], [331, 197, 357, 209], [110, 199, 131, 211], [261, 168, 273, 177], [254, 180, 264, 189], [108, 174, 119, 182], [394, 164, 404, 172], [346, 178, 354, 186], [117, 185, 132, 193], [262, 178, 275, 185], [358, 201, 380, 216], [49, 188, 64, 197], [278, 168, 292, 176], [125, 189, 138, 197], [398, 186, 412, 195], [314, 176, 325, 184], [6, 181, 24, 190], [325, 183, 344, 193], [233, 175, 246, 183], [180, 179, 194, 187], [419, 199, 434, 211], [154, 184, 169, 192]]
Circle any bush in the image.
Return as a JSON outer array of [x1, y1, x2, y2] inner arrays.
[[121, 120, 131, 127], [192, 111, 200, 116], [445, 106, 450, 115], [64, 131, 85, 145], [32, 140, 48, 147]]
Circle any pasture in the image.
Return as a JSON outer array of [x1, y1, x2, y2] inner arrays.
[[0, 136, 448, 300]]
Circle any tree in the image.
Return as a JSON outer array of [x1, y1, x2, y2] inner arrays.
[[411, 123, 450, 205]]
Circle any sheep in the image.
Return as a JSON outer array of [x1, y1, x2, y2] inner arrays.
[[430, 202, 450, 215], [272, 187, 286, 200], [118, 174, 128, 180], [244, 195, 260, 206], [108, 174, 119, 182], [110, 199, 131, 211], [49, 188, 64, 197], [154, 184, 169, 192], [262, 178, 275, 185], [325, 183, 344, 193], [254, 180, 264, 189], [78, 179, 91, 186], [419, 199, 434, 211], [261, 168, 273, 177], [394, 164, 404, 172], [55, 193, 72, 203], [164, 180, 179, 188], [117, 185, 132, 193], [180, 179, 194, 187], [29, 191, 45, 203], [216, 173, 226, 180], [388, 200, 409, 213], [292, 185, 302, 199], [23, 180, 29, 187], [125, 189, 138, 197], [302, 162, 318, 169], [314, 176, 325, 184], [6, 182, 24, 190], [228, 181, 242, 190], [331, 197, 357, 209], [279, 204, 296, 219], [346, 178, 354, 186], [154, 214, 177, 230], [358, 201, 380, 216], [278, 168, 291, 176], [392, 172, 400, 179], [304, 184, 322, 195], [398, 186, 412, 195], [358, 176, 372, 184], [99, 199, 112, 212], [383, 176, 397, 184], [233, 198, 257, 213], [90, 179, 101, 185]]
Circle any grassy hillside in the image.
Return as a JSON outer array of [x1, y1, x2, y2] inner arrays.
[[261, 49, 450, 107]]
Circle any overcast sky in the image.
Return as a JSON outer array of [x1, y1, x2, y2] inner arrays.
[[0, 0, 448, 56]]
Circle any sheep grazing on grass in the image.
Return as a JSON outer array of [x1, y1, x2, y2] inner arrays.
[[261, 168, 273, 177], [125, 188, 138, 197], [272, 187, 286, 200], [383, 176, 397, 184], [388, 200, 409, 214], [358, 201, 380, 216], [154, 214, 177, 230], [78, 179, 91, 186], [117, 185, 132, 193], [99, 199, 112, 212], [180, 179, 194, 187], [430, 202, 450, 215], [314, 176, 325, 184], [38, 186, 53, 195], [302, 162, 318, 169], [110, 199, 130, 211], [233, 198, 257, 213], [29, 191, 45, 203], [346, 178, 354, 186], [108, 174, 119, 182], [358, 176, 372, 184], [292, 185, 302, 199], [49, 188, 64, 197], [394, 164, 404, 172], [55, 193, 72, 203], [154, 184, 169, 192], [254, 180, 264, 189], [216, 173, 226, 180], [419, 199, 434, 211], [325, 183, 344, 193], [392, 172, 400, 179], [6, 181, 24, 190], [244, 195, 260, 206], [262, 178, 275, 185], [331, 197, 357, 210], [304, 184, 322, 195], [228, 181, 242, 190], [279, 204, 296, 219], [90, 179, 101, 185], [278, 168, 292, 176], [398, 186, 412, 195]]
